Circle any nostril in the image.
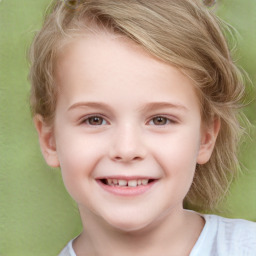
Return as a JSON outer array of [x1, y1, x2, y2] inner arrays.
[[113, 156, 143, 162]]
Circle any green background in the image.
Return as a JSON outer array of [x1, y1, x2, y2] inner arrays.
[[0, 0, 255, 255]]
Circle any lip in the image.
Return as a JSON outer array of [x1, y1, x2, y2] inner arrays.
[[96, 176, 158, 197]]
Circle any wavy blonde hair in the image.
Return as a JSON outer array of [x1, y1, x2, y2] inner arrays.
[[29, 0, 246, 211]]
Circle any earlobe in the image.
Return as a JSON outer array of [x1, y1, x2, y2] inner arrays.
[[34, 115, 60, 168], [197, 117, 220, 165]]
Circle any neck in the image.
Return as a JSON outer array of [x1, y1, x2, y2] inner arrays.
[[73, 207, 205, 256]]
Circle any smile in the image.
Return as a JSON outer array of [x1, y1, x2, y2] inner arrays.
[[96, 177, 158, 196], [102, 178, 155, 187]]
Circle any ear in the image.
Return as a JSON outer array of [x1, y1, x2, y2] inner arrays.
[[34, 115, 60, 168], [197, 117, 220, 165]]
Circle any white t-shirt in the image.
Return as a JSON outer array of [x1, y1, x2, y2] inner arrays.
[[58, 214, 256, 256]]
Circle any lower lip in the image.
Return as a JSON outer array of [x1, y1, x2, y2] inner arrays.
[[96, 180, 158, 197]]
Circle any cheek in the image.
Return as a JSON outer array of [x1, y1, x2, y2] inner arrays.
[[149, 129, 201, 177], [55, 132, 107, 189]]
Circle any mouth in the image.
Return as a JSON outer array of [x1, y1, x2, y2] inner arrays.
[[96, 177, 158, 196], [99, 178, 156, 187]]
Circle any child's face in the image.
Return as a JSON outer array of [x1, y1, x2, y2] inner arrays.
[[36, 32, 217, 232]]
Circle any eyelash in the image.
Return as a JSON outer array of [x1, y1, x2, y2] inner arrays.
[[148, 116, 176, 126], [80, 115, 108, 126], [80, 115, 177, 127]]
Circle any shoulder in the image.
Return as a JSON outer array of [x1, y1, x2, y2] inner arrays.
[[197, 214, 256, 256], [58, 239, 76, 256], [206, 214, 256, 239]]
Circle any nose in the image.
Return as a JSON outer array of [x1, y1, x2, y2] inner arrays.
[[109, 124, 147, 163]]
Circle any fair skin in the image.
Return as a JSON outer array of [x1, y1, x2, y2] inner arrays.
[[35, 31, 219, 256]]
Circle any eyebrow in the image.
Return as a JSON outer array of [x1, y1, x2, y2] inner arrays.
[[68, 101, 188, 113], [67, 102, 113, 112], [138, 102, 188, 113]]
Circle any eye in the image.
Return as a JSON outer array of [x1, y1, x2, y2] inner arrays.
[[149, 116, 173, 126], [82, 116, 107, 126]]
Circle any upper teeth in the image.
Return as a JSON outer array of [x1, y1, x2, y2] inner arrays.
[[107, 179, 149, 187]]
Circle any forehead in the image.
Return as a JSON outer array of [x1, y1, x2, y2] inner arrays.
[[54, 31, 200, 112], [56, 31, 171, 81]]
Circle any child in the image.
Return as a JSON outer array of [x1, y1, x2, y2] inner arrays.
[[29, 0, 256, 255]]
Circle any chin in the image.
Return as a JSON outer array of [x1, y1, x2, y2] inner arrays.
[[110, 221, 151, 233], [104, 212, 155, 233]]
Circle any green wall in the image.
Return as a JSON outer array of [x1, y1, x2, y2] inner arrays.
[[0, 0, 255, 255]]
